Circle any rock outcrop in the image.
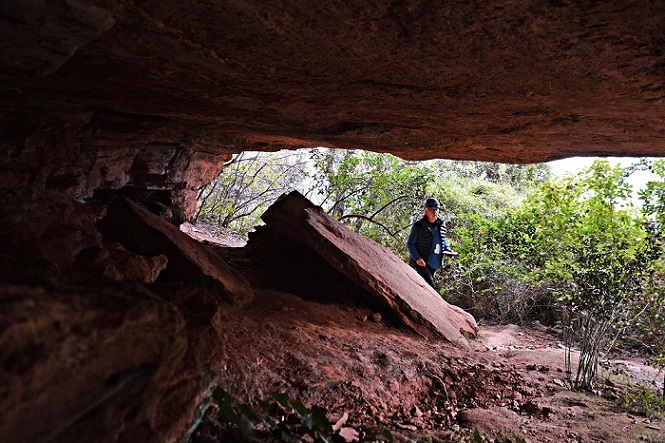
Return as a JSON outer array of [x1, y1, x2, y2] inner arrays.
[[250, 191, 478, 344], [2, 1, 665, 228], [98, 197, 254, 306], [3, 1, 664, 167], [2, 0, 664, 246], [0, 270, 228, 443]]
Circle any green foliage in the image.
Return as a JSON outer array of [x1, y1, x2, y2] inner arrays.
[[195, 150, 665, 388], [461, 427, 526, 443], [556, 162, 655, 388], [194, 149, 548, 257], [204, 389, 533, 443], [309, 149, 435, 254], [637, 158, 665, 224], [449, 158, 665, 389], [205, 388, 393, 443], [619, 384, 665, 418], [444, 179, 572, 324]]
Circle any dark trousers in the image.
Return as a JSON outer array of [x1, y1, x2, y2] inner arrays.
[[409, 259, 437, 288]]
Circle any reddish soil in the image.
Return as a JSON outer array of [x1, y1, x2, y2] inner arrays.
[[185, 226, 665, 443]]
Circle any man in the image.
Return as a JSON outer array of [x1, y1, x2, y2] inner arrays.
[[406, 197, 456, 287]]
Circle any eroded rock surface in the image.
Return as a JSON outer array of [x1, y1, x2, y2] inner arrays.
[[0, 273, 183, 442], [3, 1, 665, 165], [98, 197, 254, 306], [0, 269, 231, 443], [252, 191, 478, 343], [2, 0, 664, 252]]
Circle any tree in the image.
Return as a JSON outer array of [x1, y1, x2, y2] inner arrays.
[[308, 149, 436, 254], [637, 159, 665, 396], [193, 151, 311, 233], [431, 162, 553, 320]]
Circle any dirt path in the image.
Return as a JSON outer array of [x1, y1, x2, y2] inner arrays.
[[193, 289, 664, 443]]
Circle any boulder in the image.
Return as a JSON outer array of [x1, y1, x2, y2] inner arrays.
[[98, 197, 253, 305], [75, 243, 169, 284], [259, 191, 478, 344], [0, 272, 228, 443], [0, 278, 186, 443]]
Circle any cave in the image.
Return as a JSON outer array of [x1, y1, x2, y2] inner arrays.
[[1, 1, 664, 442]]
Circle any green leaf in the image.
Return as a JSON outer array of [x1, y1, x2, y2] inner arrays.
[[273, 393, 291, 408], [238, 403, 261, 423], [291, 398, 310, 416], [311, 405, 333, 433], [212, 387, 230, 405]]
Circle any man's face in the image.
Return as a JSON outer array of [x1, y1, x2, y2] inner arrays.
[[425, 207, 438, 222]]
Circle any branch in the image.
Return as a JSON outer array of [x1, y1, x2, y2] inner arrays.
[[336, 195, 412, 236], [337, 214, 399, 237], [368, 195, 410, 220], [193, 181, 220, 222]]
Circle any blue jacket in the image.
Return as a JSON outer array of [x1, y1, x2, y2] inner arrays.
[[406, 217, 450, 270]]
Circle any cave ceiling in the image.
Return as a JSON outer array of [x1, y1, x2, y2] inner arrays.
[[2, 0, 665, 163]]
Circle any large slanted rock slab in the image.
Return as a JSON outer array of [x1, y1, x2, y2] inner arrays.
[[98, 197, 253, 305], [261, 191, 478, 344]]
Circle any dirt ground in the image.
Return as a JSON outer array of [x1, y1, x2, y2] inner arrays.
[[183, 225, 665, 443]]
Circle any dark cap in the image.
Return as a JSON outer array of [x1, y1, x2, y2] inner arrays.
[[424, 198, 440, 209]]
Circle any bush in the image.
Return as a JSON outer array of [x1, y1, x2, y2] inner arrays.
[[193, 389, 394, 443], [441, 262, 560, 325], [619, 384, 665, 419]]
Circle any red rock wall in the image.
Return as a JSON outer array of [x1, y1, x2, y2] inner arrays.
[[2, 0, 664, 166], [2, 1, 665, 250]]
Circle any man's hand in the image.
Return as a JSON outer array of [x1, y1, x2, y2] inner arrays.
[[416, 258, 426, 267]]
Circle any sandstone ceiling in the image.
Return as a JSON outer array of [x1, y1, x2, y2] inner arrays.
[[2, 0, 665, 164]]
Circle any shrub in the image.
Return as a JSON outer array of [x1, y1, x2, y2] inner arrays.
[[194, 389, 394, 443], [619, 384, 665, 419]]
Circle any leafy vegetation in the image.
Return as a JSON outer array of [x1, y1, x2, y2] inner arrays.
[[196, 388, 393, 443], [196, 389, 530, 443], [194, 151, 312, 233], [619, 384, 665, 418], [466, 427, 526, 443]]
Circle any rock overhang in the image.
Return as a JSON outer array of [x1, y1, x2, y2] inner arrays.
[[1, 0, 664, 255], [1, 0, 664, 165]]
